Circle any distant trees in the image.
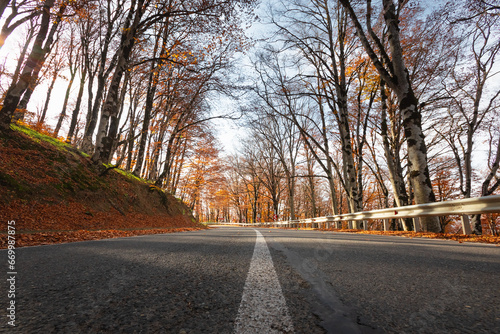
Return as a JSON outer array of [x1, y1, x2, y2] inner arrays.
[[214, 0, 498, 233]]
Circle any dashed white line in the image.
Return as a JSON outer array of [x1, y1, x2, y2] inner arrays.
[[234, 229, 294, 333]]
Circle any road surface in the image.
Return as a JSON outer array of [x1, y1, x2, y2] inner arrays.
[[1, 227, 499, 333]]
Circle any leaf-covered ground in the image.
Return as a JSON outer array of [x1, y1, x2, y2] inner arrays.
[[0, 227, 204, 248]]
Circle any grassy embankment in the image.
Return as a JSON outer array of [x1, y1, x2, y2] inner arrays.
[[0, 124, 205, 248]]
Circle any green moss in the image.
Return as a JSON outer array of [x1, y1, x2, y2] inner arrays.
[[11, 124, 88, 159], [12, 124, 70, 151], [113, 168, 149, 184], [0, 171, 30, 194]]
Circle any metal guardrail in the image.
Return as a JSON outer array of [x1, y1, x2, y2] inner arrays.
[[212, 195, 500, 235]]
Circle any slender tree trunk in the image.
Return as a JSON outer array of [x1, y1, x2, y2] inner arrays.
[[11, 28, 35, 122], [125, 113, 138, 171], [108, 71, 130, 161], [92, 0, 144, 164], [80, 79, 103, 153], [155, 135, 176, 187], [327, 3, 361, 218], [54, 69, 76, 137], [0, 0, 10, 21], [472, 134, 500, 233], [80, 1, 121, 153], [133, 70, 157, 176], [0, 0, 55, 131], [66, 71, 87, 143], [0, 0, 65, 131], [37, 70, 58, 126], [380, 81, 412, 230], [340, 0, 440, 232], [306, 158, 317, 217], [287, 173, 295, 220]]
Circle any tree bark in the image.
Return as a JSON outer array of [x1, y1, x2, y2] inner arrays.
[[0, 0, 10, 20], [0, 0, 57, 131], [37, 68, 58, 126], [92, 0, 145, 164], [340, 0, 440, 232], [54, 66, 77, 137], [133, 68, 157, 176], [66, 70, 87, 143], [10, 27, 36, 122], [80, 0, 122, 154], [380, 81, 412, 230]]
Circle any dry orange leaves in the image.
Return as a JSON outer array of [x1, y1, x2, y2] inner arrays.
[[0, 228, 204, 248]]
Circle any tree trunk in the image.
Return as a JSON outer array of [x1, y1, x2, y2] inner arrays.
[[125, 107, 138, 171], [0, 0, 10, 21], [155, 134, 178, 187], [108, 71, 130, 161], [399, 84, 439, 231], [92, 0, 144, 164], [380, 81, 412, 230], [10, 28, 36, 122], [80, 76, 105, 153], [133, 70, 156, 176], [54, 68, 76, 137], [37, 70, 57, 126], [66, 71, 86, 143], [0, 0, 56, 131], [287, 173, 296, 220], [307, 161, 317, 217], [472, 133, 500, 234], [328, 3, 361, 218], [340, 0, 440, 232]]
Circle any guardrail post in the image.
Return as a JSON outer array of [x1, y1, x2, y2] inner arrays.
[[383, 219, 390, 231], [461, 215, 472, 235], [413, 217, 421, 232], [326, 217, 334, 229]]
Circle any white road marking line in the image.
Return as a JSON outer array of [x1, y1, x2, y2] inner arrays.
[[234, 229, 294, 334]]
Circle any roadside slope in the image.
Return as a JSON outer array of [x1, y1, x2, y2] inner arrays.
[[0, 124, 204, 247]]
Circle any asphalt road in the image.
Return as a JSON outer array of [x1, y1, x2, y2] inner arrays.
[[1, 227, 499, 333]]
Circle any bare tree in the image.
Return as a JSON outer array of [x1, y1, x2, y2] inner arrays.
[[0, 0, 40, 48], [0, 0, 67, 131], [338, 0, 441, 232], [91, 0, 256, 164], [433, 7, 500, 233], [241, 133, 285, 220], [54, 26, 80, 137]]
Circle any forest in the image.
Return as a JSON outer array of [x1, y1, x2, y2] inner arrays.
[[0, 0, 499, 235]]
